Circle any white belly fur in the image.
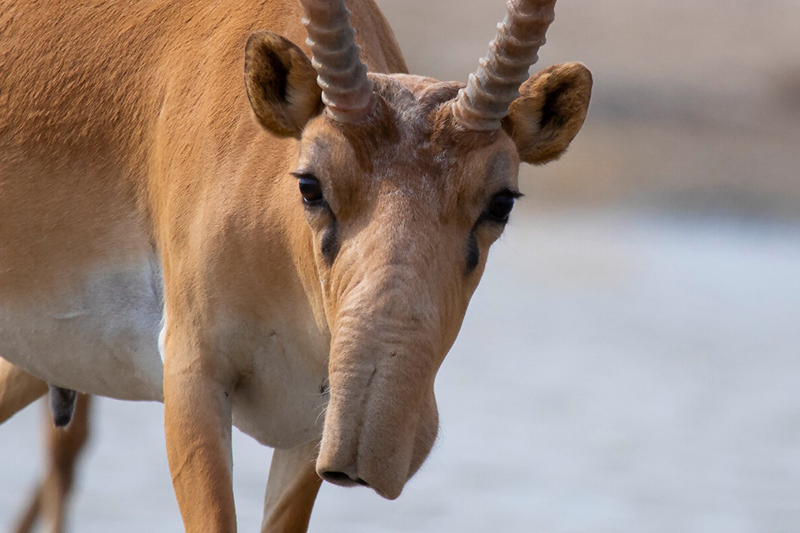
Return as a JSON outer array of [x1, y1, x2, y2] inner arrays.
[[0, 257, 165, 401], [2, 256, 328, 448]]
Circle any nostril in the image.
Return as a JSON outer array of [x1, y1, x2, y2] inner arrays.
[[320, 470, 365, 488], [321, 471, 352, 484], [320, 470, 373, 489]]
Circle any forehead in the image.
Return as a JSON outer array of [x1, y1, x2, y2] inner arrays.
[[296, 74, 520, 200]]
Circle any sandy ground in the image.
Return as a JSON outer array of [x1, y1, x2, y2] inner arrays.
[[2, 210, 799, 532]]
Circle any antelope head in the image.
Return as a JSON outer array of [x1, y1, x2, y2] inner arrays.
[[243, 0, 591, 499]]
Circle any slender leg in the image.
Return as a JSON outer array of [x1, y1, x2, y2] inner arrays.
[[0, 358, 48, 424], [40, 393, 92, 533], [261, 440, 323, 533], [163, 336, 237, 533], [12, 394, 92, 533], [11, 487, 41, 533]]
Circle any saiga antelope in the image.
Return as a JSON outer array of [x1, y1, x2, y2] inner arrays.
[[0, 0, 592, 530]]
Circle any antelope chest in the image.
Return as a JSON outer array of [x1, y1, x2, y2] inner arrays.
[[0, 257, 328, 448]]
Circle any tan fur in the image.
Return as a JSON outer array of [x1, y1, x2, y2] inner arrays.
[[1, 0, 591, 530], [261, 441, 322, 532], [503, 62, 594, 165], [245, 31, 323, 138], [0, 359, 48, 424]]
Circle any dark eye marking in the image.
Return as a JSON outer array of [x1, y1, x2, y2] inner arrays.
[[320, 220, 339, 266], [465, 231, 480, 274], [292, 171, 338, 264], [292, 172, 325, 206], [466, 188, 522, 275], [481, 188, 523, 224]]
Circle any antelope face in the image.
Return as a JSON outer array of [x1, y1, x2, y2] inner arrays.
[[296, 76, 524, 499], [244, 0, 591, 500]]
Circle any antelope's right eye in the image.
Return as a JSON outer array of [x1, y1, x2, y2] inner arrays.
[[297, 175, 324, 205]]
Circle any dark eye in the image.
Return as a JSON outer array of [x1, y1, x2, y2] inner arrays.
[[298, 175, 324, 205], [485, 192, 517, 223]]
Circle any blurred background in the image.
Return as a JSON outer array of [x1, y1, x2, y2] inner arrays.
[[2, 0, 799, 531]]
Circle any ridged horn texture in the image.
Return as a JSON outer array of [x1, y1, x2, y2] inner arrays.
[[300, 0, 375, 123], [452, 0, 557, 131]]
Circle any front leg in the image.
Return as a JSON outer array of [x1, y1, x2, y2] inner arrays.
[[261, 440, 323, 533], [163, 331, 237, 533], [0, 358, 48, 424]]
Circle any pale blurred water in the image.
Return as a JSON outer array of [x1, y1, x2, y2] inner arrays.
[[1, 210, 799, 532]]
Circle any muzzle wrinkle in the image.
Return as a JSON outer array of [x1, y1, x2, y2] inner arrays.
[[320, 269, 442, 498]]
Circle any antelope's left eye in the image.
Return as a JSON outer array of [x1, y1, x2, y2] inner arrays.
[[485, 192, 518, 223], [298, 175, 324, 205]]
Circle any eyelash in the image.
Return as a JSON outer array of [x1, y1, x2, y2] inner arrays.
[[481, 189, 522, 224], [293, 172, 326, 207]]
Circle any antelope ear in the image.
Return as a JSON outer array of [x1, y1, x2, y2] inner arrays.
[[502, 62, 592, 165], [244, 31, 323, 138]]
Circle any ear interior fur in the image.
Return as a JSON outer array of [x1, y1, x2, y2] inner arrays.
[[244, 31, 323, 138], [502, 62, 593, 165]]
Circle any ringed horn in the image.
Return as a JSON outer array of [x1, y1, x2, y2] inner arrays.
[[300, 0, 376, 123], [452, 0, 557, 131]]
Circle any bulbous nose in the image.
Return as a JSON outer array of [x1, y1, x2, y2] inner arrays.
[[316, 449, 406, 500]]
